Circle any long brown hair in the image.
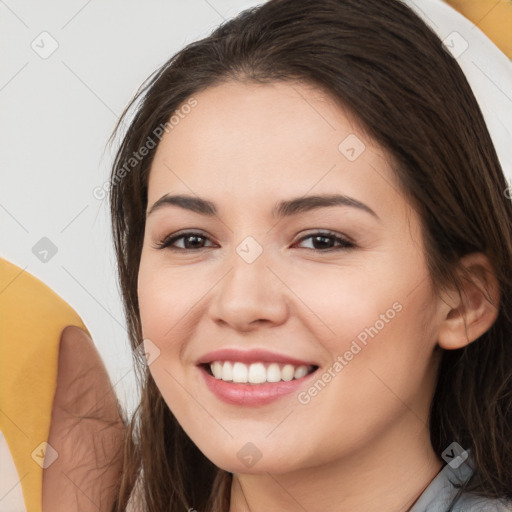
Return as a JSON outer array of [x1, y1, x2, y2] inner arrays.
[[108, 0, 512, 510]]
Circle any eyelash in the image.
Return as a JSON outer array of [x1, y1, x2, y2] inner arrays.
[[154, 230, 355, 252]]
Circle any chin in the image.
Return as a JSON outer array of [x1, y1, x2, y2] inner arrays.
[[196, 442, 305, 475]]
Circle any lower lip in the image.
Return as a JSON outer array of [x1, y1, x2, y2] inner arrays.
[[199, 365, 318, 406]]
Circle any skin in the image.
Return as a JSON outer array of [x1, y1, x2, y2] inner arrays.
[[137, 80, 499, 512], [43, 326, 124, 512]]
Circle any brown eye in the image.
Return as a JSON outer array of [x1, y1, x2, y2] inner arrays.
[[294, 231, 355, 251], [155, 231, 215, 251]]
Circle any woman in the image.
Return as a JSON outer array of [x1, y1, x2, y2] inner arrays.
[[108, 0, 512, 510]]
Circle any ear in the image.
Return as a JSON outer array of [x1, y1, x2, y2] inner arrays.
[[437, 253, 500, 350]]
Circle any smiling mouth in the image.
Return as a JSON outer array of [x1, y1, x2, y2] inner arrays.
[[201, 361, 319, 385]]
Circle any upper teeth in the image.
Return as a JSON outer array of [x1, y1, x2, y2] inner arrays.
[[209, 361, 312, 384]]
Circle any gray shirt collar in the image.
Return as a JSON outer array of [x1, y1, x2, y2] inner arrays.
[[409, 452, 510, 511]]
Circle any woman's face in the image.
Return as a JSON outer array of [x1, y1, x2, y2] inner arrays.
[[138, 80, 445, 474]]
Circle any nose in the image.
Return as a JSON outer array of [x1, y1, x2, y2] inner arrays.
[[208, 247, 289, 332]]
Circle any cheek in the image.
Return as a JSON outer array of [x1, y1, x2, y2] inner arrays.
[[138, 261, 167, 340], [292, 257, 438, 409], [137, 256, 210, 397], [322, 284, 438, 416], [137, 260, 200, 415], [287, 295, 439, 468], [137, 255, 200, 342], [280, 261, 403, 349]]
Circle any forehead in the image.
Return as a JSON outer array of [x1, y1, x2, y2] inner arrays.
[[147, 80, 402, 215]]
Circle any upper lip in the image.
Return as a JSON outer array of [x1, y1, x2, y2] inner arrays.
[[196, 348, 318, 367]]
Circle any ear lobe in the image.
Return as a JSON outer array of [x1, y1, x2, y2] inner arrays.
[[437, 253, 500, 350]]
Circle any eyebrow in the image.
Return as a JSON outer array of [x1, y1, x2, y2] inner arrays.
[[146, 193, 379, 220]]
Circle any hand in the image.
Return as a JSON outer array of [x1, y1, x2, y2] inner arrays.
[[42, 325, 125, 512]]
